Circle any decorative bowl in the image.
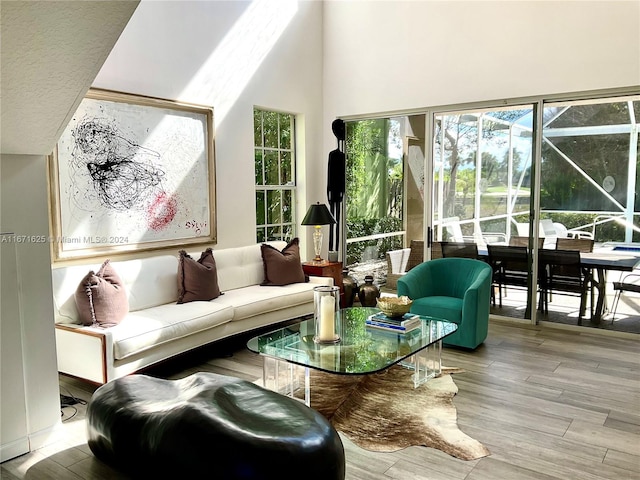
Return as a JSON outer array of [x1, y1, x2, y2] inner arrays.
[[376, 296, 413, 318]]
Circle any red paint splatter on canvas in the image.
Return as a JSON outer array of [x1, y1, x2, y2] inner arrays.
[[147, 192, 177, 230]]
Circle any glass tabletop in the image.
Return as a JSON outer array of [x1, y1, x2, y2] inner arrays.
[[246, 307, 458, 375]]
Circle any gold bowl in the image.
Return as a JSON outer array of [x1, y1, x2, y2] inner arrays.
[[376, 296, 413, 318]]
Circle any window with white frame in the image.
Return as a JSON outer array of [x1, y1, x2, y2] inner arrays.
[[253, 108, 296, 242]]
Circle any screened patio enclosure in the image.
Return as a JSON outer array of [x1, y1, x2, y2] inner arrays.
[[343, 93, 639, 333], [434, 97, 640, 246]]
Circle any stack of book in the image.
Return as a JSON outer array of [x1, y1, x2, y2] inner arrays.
[[365, 312, 422, 333]]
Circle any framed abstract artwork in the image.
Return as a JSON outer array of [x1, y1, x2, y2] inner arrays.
[[49, 88, 216, 260]]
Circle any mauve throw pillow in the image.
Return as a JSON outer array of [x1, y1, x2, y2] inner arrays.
[[177, 248, 221, 304], [74, 259, 129, 327], [261, 238, 306, 286]]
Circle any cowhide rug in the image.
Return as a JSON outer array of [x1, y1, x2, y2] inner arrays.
[[296, 366, 490, 461]]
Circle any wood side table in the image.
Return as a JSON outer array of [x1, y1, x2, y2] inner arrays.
[[302, 261, 344, 305]]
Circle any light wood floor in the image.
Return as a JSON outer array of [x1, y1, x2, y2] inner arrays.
[[2, 321, 639, 480]]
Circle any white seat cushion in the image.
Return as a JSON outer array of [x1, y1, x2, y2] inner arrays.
[[216, 283, 316, 321], [112, 302, 233, 360]]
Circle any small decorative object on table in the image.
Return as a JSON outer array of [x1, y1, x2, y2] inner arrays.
[[314, 286, 341, 344], [358, 275, 379, 307], [376, 295, 413, 318], [341, 268, 358, 308]]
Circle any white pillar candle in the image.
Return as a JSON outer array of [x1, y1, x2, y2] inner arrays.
[[319, 295, 335, 341]]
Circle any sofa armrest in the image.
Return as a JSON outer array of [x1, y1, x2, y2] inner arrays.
[[461, 267, 492, 341], [397, 262, 436, 300], [55, 324, 114, 384], [308, 275, 334, 286]]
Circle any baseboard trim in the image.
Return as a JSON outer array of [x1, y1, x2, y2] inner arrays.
[[0, 437, 29, 463]]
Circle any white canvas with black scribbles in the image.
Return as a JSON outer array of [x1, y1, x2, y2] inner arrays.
[[52, 90, 215, 258]]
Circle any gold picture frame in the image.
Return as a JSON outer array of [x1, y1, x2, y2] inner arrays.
[[48, 88, 216, 261]]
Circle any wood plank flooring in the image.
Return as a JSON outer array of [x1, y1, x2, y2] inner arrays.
[[2, 321, 639, 480]]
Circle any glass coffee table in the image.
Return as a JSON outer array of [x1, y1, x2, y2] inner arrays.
[[247, 307, 458, 406]]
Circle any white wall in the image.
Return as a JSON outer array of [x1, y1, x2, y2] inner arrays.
[[323, 0, 640, 145], [93, 0, 325, 255], [0, 155, 61, 461]]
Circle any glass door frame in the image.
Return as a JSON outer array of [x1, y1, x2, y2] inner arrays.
[[424, 103, 541, 325]]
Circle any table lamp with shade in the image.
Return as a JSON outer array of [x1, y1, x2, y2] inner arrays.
[[301, 202, 336, 262]]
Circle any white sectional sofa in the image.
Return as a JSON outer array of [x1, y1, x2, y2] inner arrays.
[[52, 241, 331, 384]]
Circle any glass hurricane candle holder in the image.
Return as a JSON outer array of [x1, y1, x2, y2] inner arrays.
[[313, 285, 340, 344]]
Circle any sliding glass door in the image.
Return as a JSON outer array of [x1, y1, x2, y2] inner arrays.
[[429, 94, 639, 327], [431, 105, 536, 319], [343, 118, 405, 284]]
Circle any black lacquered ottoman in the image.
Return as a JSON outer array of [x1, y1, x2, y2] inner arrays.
[[87, 372, 345, 479]]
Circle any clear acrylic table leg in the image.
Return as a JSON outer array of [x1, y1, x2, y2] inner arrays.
[[262, 356, 308, 405], [409, 339, 442, 388], [401, 320, 443, 387]]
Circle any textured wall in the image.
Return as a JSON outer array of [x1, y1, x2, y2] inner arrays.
[[0, 1, 139, 155]]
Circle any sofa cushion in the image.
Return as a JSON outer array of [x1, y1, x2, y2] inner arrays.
[[111, 302, 234, 360], [411, 296, 463, 324], [177, 249, 221, 304], [185, 242, 285, 293], [260, 238, 306, 286], [74, 260, 129, 327], [215, 283, 316, 321]]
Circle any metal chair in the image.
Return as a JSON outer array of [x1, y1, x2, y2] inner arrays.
[[555, 238, 595, 303], [487, 245, 530, 307], [611, 273, 640, 322], [538, 249, 593, 323]]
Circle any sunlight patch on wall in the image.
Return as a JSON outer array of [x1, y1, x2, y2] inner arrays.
[[179, 0, 298, 123]]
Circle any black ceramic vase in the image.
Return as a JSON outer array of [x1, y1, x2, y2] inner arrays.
[[341, 269, 358, 308], [358, 275, 379, 307]]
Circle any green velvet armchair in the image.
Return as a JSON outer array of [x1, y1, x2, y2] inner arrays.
[[397, 257, 492, 350]]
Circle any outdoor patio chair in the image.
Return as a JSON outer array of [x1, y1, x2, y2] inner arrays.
[[441, 241, 479, 259], [555, 238, 595, 301], [538, 249, 593, 323], [431, 241, 443, 260], [611, 273, 640, 323], [516, 220, 560, 249], [384, 247, 411, 289], [405, 240, 425, 271], [487, 245, 530, 307], [556, 237, 594, 253], [509, 236, 544, 248], [442, 216, 506, 246], [553, 222, 594, 240]]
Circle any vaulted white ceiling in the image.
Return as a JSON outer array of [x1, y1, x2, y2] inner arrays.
[[0, 1, 139, 155]]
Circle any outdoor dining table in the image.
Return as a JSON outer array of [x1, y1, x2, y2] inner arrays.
[[580, 251, 640, 322], [478, 246, 640, 322]]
